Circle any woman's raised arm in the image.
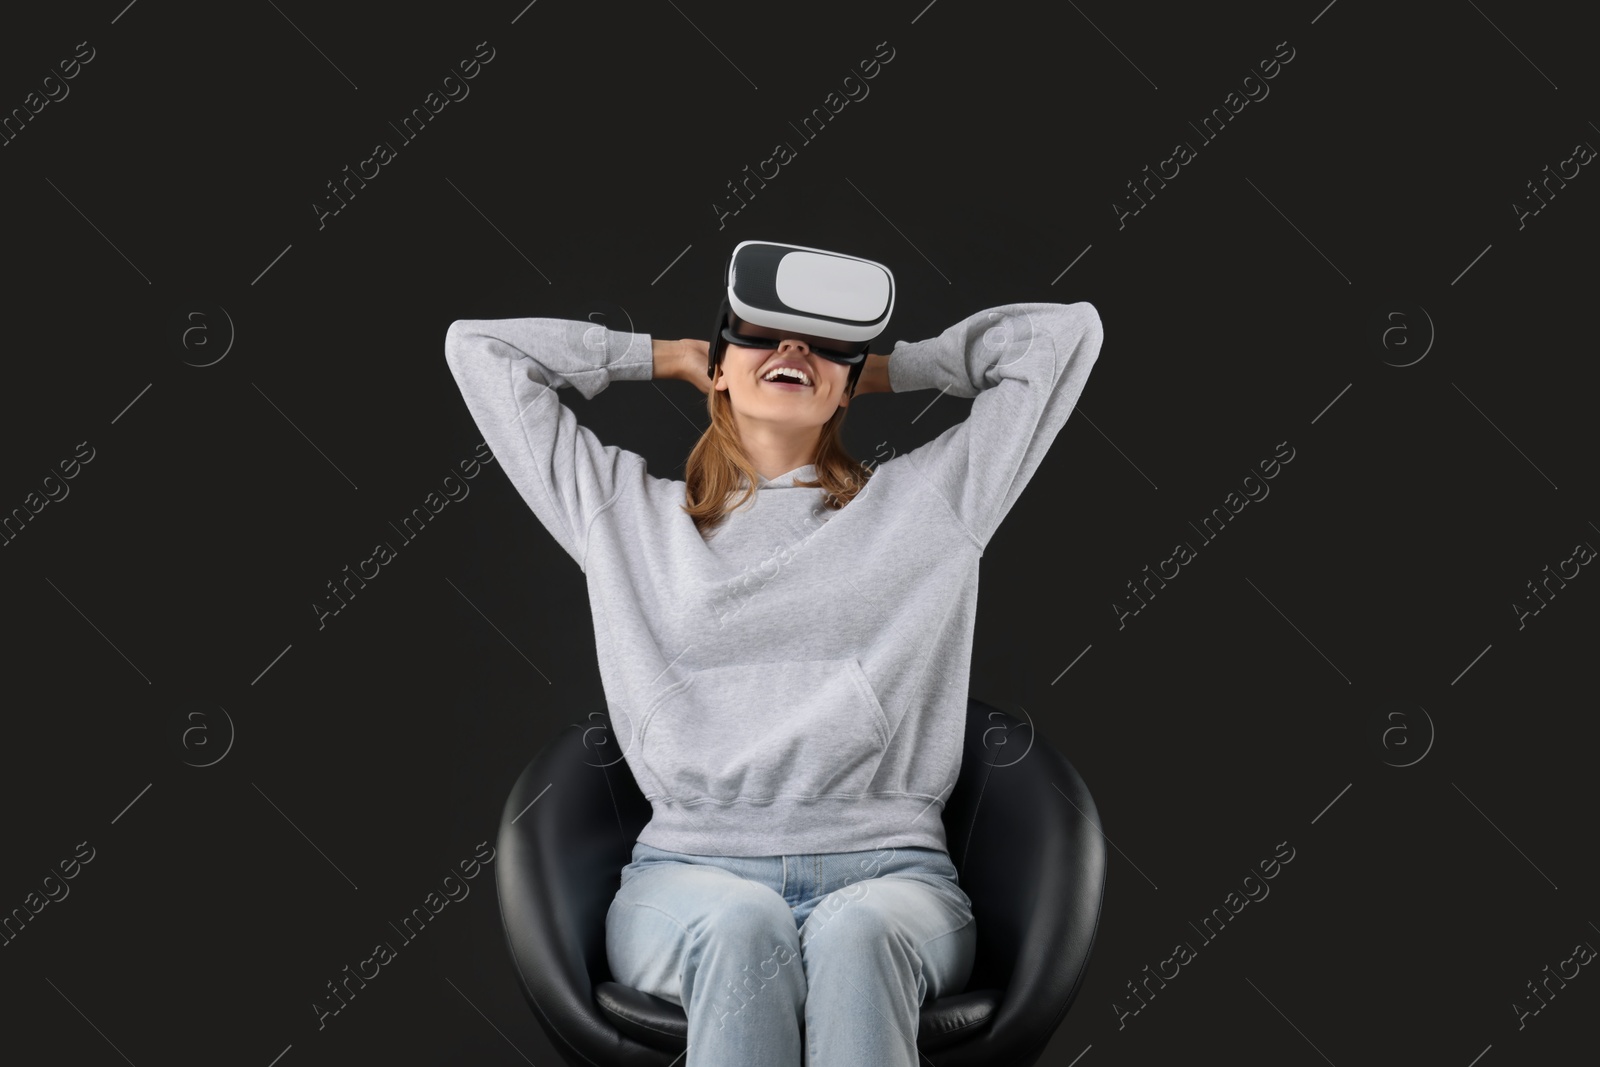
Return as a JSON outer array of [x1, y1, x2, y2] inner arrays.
[[444, 316, 658, 572], [877, 302, 1104, 551]]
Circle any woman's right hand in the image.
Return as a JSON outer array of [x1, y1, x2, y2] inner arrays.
[[673, 338, 713, 396]]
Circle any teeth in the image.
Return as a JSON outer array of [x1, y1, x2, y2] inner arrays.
[[762, 366, 811, 385]]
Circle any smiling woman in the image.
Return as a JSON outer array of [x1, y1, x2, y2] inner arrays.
[[704, 335, 864, 490], [443, 238, 1106, 1066], [662, 242, 902, 530]]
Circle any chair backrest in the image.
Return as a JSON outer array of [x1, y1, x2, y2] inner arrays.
[[496, 698, 1106, 1067], [936, 699, 1107, 1064]]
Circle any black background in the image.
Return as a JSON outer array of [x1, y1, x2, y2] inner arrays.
[[1, 1, 1594, 1064]]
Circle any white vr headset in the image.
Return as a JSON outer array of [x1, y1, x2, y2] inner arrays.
[[708, 240, 896, 393]]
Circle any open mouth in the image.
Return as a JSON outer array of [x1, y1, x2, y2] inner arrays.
[[760, 368, 812, 390]]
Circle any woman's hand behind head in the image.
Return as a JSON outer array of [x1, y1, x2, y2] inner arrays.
[[653, 337, 713, 395], [680, 339, 712, 396]]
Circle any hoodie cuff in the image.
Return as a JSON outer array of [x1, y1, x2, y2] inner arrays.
[[886, 339, 953, 395], [603, 328, 656, 381]]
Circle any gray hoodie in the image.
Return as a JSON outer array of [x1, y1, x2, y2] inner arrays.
[[444, 301, 1103, 857]]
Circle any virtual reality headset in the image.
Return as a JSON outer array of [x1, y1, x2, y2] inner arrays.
[[708, 240, 895, 391]]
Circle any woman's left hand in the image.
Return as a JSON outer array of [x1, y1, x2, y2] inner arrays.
[[854, 352, 892, 395]]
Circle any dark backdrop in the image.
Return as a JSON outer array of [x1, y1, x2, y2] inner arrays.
[[2, 1, 1594, 1064]]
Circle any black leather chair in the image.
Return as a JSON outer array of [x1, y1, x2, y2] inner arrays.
[[494, 697, 1106, 1066]]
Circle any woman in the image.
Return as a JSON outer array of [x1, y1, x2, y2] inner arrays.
[[443, 283, 1104, 1066]]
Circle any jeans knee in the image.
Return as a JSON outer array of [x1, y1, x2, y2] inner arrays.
[[705, 881, 799, 951], [696, 885, 804, 1030]]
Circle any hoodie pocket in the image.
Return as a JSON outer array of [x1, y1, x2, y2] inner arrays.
[[637, 657, 890, 804]]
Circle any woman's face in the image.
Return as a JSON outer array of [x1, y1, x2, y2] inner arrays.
[[713, 334, 853, 428]]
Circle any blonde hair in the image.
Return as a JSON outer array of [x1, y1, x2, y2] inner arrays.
[[680, 368, 872, 536]]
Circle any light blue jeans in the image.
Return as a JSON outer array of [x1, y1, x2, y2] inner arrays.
[[605, 840, 978, 1067]]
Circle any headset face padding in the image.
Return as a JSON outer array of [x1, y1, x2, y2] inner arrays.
[[724, 313, 863, 364], [708, 299, 866, 399]]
